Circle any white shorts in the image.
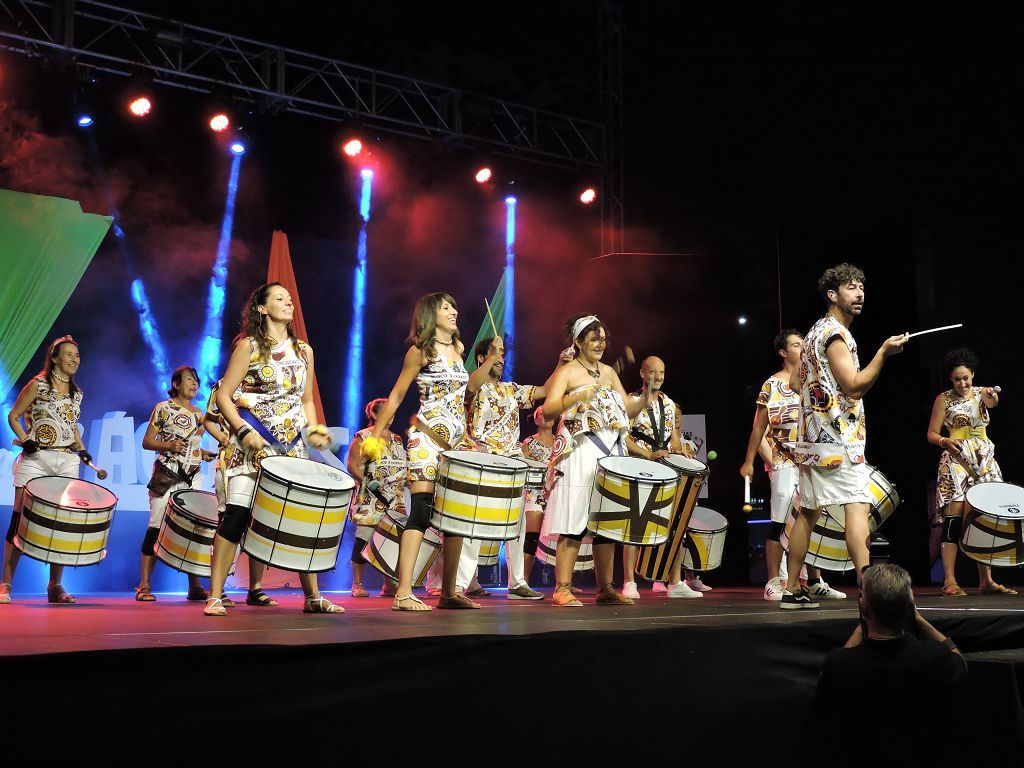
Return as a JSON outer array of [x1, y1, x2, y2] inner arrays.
[[547, 429, 625, 537], [226, 472, 258, 508], [799, 459, 872, 509], [13, 450, 80, 488], [769, 464, 800, 524], [148, 478, 199, 528]]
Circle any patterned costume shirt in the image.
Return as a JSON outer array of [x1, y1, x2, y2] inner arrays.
[[522, 434, 553, 507], [551, 385, 629, 466], [150, 399, 204, 477], [756, 376, 800, 470], [406, 353, 470, 482], [223, 338, 309, 477], [629, 390, 677, 453], [470, 380, 537, 457], [797, 315, 866, 467], [25, 376, 82, 450], [350, 428, 407, 527], [936, 387, 1002, 510]]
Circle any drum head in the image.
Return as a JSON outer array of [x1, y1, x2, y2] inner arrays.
[[25, 476, 117, 509], [522, 459, 548, 471], [966, 482, 1024, 519], [687, 506, 728, 531], [442, 450, 527, 473], [661, 455, 709, 475], [260, 455, 354, 491], [170, 490, 220, 525], [598, 456, 677, 483]]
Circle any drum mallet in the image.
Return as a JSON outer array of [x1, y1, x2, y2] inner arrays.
[[743, 475, 752, 513], [13, 438, 108, 480]]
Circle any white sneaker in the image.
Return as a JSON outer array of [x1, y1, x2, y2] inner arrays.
[[685, 577, 712, 592], [763, 577, 784, 601], [652, 582, 668, 593], [622, 581, 640, 600], [809, 580, 847, 600], [668, 581, 703, 599]]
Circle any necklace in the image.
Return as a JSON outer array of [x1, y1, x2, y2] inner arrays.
[[576, 359, 600, 381], [435, 336, 454, 347], [52, 372, 70, 383]]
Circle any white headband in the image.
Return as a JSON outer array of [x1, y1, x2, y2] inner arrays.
[[571, 315, 600, 342]]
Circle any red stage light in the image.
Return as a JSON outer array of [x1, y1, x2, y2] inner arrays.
[[580, 187, 597, 204], [475, 167, 493, 184], [209, 114, 230, 132], [128, 96, 152, 117], [343, 139, 363, 157]]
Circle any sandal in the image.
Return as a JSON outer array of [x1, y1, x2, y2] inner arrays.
[[351, 582, 369, 598], [393, 594, 432, 612], [246, 589, 278, 607], [47, 584, 76, 604], [596, 584, 634, 605], [204, 597, 227, 616], [135, 586, 157, 602], [380, 581, 397, 598], [0, 583, 11, 605], [186, 585, 209, 602], [465, 586, 491, 598], [425, 587, 442, 597], [304, 596, 345, 614], [437, 592, 481, 609], [221, 594, 236, 608], [981, 583, 1018, 595], [941, 584, 967, 597], [553, 585, 583, 607]]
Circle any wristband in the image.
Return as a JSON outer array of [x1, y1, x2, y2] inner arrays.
[[236, 425, 253, 442]]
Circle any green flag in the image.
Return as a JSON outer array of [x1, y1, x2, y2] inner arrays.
[[465, 273, 507, 373]]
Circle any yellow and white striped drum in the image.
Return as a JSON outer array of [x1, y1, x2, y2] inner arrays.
[[536, 511, 593, 571], [637, 455, 710, 582], [431, 451, 528, 540], [588, 456, 679, 546], [243, 456, 355, 573], [362, 509, 442, 586], [781, 464, 900, 572], [681, 506, 728, 571], [16, 476, 117, 566], [962, 482, 1024, 567], [156, 490, 237, 576], [523, 459, 547, 491], [477, 538, 503, 567]]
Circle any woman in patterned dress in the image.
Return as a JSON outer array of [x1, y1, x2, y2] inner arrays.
[[361, 292, 475, 611], [135, 365, 218, 602], [346, 397, 406, 598], [928, 348, 1012, 596], [521, 405, 555, 581], [203, 283, 342, 616], [2, 336, 89, 604]]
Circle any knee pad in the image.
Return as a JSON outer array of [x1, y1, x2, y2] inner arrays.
[[350, 535, 368, 564], [523, 531, 540, 556], [141, 527, 159, 556], [407, 492, 433, 533], [5, 509, 21, 545], [218, 503, 251, 544], [768, 521, 785, 542], [942, 515, 963, 545]]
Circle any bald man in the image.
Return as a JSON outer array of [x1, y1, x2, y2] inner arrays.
[[622, 357, 702, 599]]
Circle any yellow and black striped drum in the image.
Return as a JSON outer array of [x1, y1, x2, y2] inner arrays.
[[523, 459, 547, 491], [431, 451, 528, 540], [243, 456, 355, 573], [477, 538, 503, 567], [16, 476, 117, 566], [637, 455, 709, 582], [156, 490, 237, 576], [362, 509, 442, 586], [536, 511, 594, 571], [781, 464, 900, 572], [681, 506, 728, 571], [962, 482, 1024, 567], [588, 456, 679, 546]]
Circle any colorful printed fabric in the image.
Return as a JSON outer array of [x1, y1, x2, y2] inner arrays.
[[25, 376, 81, 449], [629, 390, 677, 452], [350, 428, 407, 527], [150, 399, 204, 477], [414, 355, 469, 450], [470, 380, 537, 456], [550, 385, 629, 470], [756, 376, 800, 470], [522, 434, 553, 507], [936, 387, 1002, 510]]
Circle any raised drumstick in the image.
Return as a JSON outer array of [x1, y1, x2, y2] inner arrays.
[[907, 323, 963, 339]]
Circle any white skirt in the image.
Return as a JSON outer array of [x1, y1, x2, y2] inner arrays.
[[546, 428, 625, 536]]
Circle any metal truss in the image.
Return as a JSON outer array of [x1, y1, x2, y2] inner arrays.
[[0, 0, 606, 171]]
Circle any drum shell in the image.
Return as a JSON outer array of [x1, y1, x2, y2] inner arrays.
[[637, 456, 709, 582], [680, 507, 728, 572], [477, 538, 502, 567], [243, 457, 355, 573], [961, 482, 1024, 567], [16, 476, 117, 567], [431, 451, 527, 540], [536, 511, 594, 572], [155, 490, 237, 576], [362, 510, 441, 587], [587, 457, 679, 546], [523, 460, 547, 490]]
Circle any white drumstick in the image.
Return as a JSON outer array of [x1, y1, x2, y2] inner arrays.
[[993, 386, 1002, 394], [85, 460, 109, 481], [907, 323, 963, 339], [744, 475, 751, 505]]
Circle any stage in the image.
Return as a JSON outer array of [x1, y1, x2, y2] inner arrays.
[[4, 586, 1024, 763]]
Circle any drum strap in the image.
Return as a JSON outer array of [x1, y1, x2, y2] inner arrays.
[[239, 408, 300, 453], [584, 432, 622, 457], [629, 396, 667, 452], [413, 418, 453, 450]]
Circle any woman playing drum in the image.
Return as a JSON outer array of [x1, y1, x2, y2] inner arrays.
[[361, 292, 475, 611], [928, 348, 1013, 596], [203, 283, 342, 616], [2, 335, 88, 604]]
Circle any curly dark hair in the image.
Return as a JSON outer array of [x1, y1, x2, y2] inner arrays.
[[817, 263, 866, 305], [564, 314, 607, 357], [943, 347, 978, 376], [773, 328, 802, 353]]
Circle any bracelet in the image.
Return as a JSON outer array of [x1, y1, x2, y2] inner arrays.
[[941, 637, 958, 651], [308, 424, 330, 437], [236, 425, 253, 442]]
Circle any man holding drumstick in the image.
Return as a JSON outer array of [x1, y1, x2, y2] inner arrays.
[[782, 264, 907, 609]]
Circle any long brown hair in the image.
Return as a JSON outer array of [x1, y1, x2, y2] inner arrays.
[[233, 282, 303, 363], [38, 335, 80, 396], [405, 292, 459, 360]]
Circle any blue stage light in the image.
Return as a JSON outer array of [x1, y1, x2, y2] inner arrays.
[[77, 115, 94, 127], [503, 196, 516, 378], [230, 141, 246, 156], [505, 196, 517, 205], [342, 170, 373, 433], [360, 168, 374, 180], [130, 277, 171, 393]]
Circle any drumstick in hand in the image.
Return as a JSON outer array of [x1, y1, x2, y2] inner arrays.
[[85, 460, 109, 481], [742, 475, 752, 513]]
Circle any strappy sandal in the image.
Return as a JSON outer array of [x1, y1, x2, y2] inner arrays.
[[596, 584, 634, 605], [0, 583, 12, 604], [221, 594, 236, 608], [465, 586, 491, 598], [186, 585, 209, 602], [135, 586, 156, 602], [392, 594, 432, 612], [982, 583, 1018, 595], [204, 597, 227, 616], [553, 584, 583, 607], [46, 584, 76, 604], [437, 592, 481, 609], [941, 584, 967, 597], [304, 596, 345, 614], [351, 582, 369, 598], [246, 589, 278, 607]]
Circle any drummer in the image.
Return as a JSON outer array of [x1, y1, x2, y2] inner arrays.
[[928, 348, 1013, 596], [203, 282, 342, 616], [542, 314, 654, 607], [456, 336, 546, 600], [361, 292, 475, 610], [2, 335, 88, 605], [346, 397, 406, 598], [621, 356, 701, 599], [135, 366, 217, 603], [522, 405, 555, 583]]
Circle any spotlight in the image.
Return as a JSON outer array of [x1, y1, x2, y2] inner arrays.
[[128, 96, 152, 117], [738, 316, 748, 325], [475, 167, 493, 184], [230, 141, 246, 156], [342, 139, 363, 157], [580, 187, 597, 204], [505, 196, 517, 205], [360, 168, 374, 180], [76, 114, 94, 128], [209, 113, 230, 132]]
